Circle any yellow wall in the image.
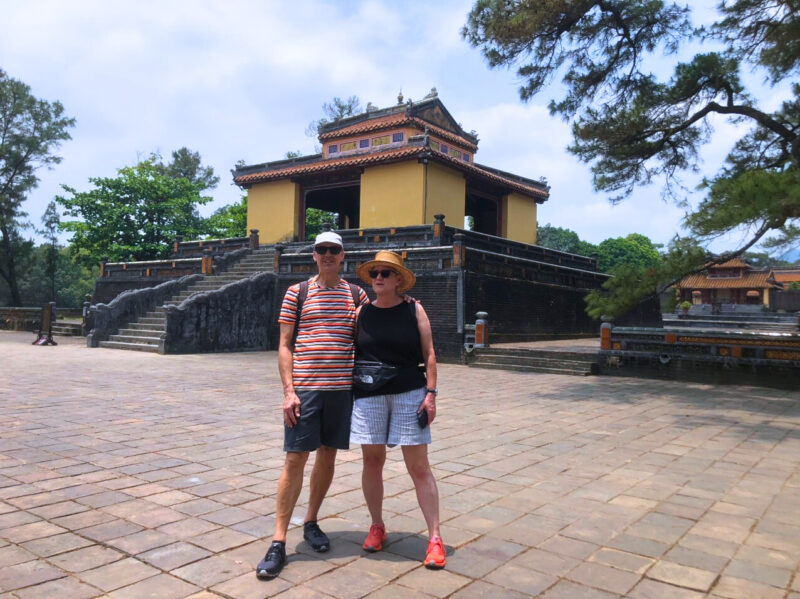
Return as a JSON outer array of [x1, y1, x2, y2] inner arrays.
[[425, 162, 465, 227], [247, 180, 301, 243], [502, 192, 538, 245], [360, 162, 425, 227], [763, 288, 770, 306]]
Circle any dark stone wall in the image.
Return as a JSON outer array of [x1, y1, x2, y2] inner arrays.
[[269, 269, 463, 361], [164, 273, 276, 353], [464, 272, 599, 343]]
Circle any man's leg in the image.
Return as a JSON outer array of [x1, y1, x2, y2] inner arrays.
[[273, 451, 309, 542], [304, 445, 337, 523]]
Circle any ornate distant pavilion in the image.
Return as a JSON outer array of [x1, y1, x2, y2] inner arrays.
[[233, 90, 549, 244], [676, 258, 780, 306]]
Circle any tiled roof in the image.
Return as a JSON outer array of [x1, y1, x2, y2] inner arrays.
[[773, 269, 800, 283], [709, 258, 750, 269], [678, 270, 777, 289], [318, 114, 479, 152], [234, 145, 548, 200]]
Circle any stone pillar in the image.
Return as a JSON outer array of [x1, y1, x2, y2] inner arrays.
[[249, 229, 260, 250], [433, 214, 445, 245], [274, 244, 284, 272], [100, 257, 108, 278], [600, 321, 612, 350], [174, 235, 184, 256], [202, 248, 213, 275], [452, 233, 465, 268], [474, 311, 489, 348]]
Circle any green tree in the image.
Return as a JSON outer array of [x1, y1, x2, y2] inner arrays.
[[463, 1, 799, 316], [57, 157, 211, 267], [305, 208, 337, 241], [204, 196, 248, 238], [155, 147, 219, 191], [536, 223, 596, 256], [0, 69, 75, 305], [595, 234, 661, 273], [306, 96, 362, 137]]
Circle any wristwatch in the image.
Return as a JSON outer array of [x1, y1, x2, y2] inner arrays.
[[425, 388, 438, 396]]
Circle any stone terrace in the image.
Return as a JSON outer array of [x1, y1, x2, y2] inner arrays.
[[0, 330, 798, 598]]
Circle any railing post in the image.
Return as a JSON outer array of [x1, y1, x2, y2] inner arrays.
[[433, 213, 445, 245], [100, 257, 108, 278], [250, 229, 260, 250], [174, 235, 184, 256], [322, 222, 333, 232], [453, 233, 465, 268], [274, 244, 284, 272], [474, 311, 489, 348]]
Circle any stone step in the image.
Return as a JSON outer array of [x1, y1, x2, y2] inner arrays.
[[469, 362, 592, 376], [52, 322, 83, 335], [108, 334, 161, 344], [138, 317, 166, 325], [98, 340, 160, 353], [472, 354, 597, 369], [475, 347, 600, 362], [117, 327, 163, 336]]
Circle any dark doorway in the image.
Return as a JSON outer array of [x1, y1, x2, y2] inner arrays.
[[465, 193, 500, 236], [301, 183, 360, 240]]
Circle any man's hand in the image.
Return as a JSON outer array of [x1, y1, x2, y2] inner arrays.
[[284, 392, 301, 427]]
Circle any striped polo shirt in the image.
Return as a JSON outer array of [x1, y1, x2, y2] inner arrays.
[[278, 279, 368, 390]]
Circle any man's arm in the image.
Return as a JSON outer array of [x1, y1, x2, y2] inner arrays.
[[278, 323, 301, 427]]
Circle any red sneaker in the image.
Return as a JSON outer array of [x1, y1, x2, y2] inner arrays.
[[424, 536, 446, 569], [363, 523, 387, 552]]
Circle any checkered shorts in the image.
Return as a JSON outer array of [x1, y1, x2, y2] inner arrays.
[[350, 386, 431, 447]]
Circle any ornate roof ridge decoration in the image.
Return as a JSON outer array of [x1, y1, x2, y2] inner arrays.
[[233, 137, 548, 201], [318, 96, 479, 150]]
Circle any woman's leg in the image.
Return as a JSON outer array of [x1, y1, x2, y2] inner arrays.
[[361, 444, 387, 525], [401, 444, 440, 538]]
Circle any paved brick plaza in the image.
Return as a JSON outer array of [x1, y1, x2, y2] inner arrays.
[[1, 330, 798, 598]]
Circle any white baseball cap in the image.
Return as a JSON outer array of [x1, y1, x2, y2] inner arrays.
[[314, 231, 344, 248]]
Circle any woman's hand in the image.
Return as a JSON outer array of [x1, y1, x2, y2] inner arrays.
[[419, 392, 436, 425]]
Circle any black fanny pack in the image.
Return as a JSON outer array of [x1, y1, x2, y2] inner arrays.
[[353, 360, 421, 393]]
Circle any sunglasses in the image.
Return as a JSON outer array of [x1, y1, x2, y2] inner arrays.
[[314, 245, 342, 255], [369, 270, 396, 279]]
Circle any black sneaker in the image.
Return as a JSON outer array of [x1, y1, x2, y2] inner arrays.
[[256, 542, 286, 580], [303, 521, 330, 552]]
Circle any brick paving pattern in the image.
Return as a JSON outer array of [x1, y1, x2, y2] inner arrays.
[[1, 330, 798, 598]]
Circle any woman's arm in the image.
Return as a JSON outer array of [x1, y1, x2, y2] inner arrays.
[[416, 302, 438, 424]]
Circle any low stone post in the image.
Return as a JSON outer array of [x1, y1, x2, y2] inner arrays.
[[600, 321, 612, 350], [100, 257, 108, 278], [249, 229, 260, 250], [174, 235, 184, 256], [474, 311, 489, 348]]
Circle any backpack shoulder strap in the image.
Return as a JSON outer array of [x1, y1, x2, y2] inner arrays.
[[349, 283, 360, 307], [290, 280, 309, 349]]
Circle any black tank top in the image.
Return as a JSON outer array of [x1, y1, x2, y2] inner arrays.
[[354, 302, 426, 398]]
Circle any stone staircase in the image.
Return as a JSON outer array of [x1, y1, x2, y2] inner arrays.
[[468, 347, 600, 376], [99, 248, 274, 352]]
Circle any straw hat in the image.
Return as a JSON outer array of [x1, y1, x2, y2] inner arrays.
[[356, 250, 416, 294]]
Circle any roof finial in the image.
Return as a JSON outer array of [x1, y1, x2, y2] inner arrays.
[[397, 89, 404, 105]]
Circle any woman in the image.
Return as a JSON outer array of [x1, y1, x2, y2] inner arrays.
[[349, 250, 445, 569]]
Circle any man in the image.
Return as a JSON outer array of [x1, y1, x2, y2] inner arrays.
[[257, 231, 368, 579]]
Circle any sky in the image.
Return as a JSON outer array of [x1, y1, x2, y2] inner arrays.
[[0, 0, 793, 253]]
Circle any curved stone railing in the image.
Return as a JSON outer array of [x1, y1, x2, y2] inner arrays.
[[87, 275, 201, 347], [162, 272, 276, 353]]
